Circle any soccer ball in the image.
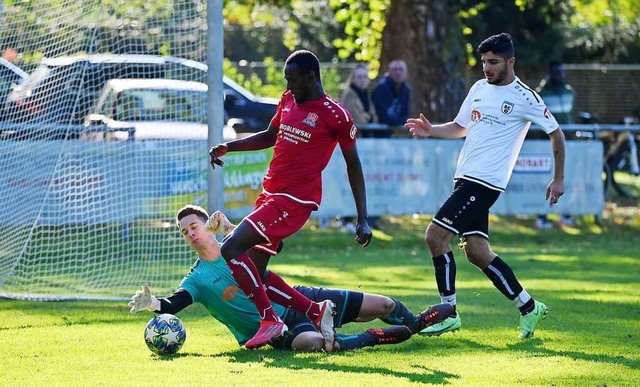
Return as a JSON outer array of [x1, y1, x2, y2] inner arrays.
[[144, 313, 187, 355]]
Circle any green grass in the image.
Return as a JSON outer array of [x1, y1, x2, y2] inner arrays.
[[2, 214, 639, 386]]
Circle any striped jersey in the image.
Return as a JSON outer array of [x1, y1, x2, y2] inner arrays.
[[453, 77, 559, 191]]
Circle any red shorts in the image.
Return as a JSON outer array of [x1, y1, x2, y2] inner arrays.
[[242, 192, 314, 256]]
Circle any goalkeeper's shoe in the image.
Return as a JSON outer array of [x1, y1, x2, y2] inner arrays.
[[310, 300, 336, 352], [413, 303, 455, 333], [366, 326, 412, 346], [245, 319, 288, 349], [204, 210, 235, 236], [518, 300, 548, 339], [419, 313, 461, 336]]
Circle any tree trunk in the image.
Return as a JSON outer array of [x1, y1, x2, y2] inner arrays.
[[380, 0, 467, 122]]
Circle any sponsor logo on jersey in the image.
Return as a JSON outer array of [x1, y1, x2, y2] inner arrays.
[[302, 112, 319, 127], [502, 101, 515, 114], [256, 221, 267, 231], [471, 109, 482, 122], [283, 107, 291, 112], [473, 98, 481, 102], [222, 285, 240, 301], [441, 217, 453, 225], [280, 124, 312, 144], [543, 108, 552, 119], [349, 124, 357, 139]]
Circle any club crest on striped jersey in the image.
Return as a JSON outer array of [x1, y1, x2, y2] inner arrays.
[[502, 101, 515, 114], [302, 112, 319, 127]]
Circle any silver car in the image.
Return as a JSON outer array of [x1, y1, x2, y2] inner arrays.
[[84, 78, 236, 141]]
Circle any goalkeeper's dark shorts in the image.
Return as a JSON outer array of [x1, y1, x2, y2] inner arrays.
[[269, 285, 364, 350]]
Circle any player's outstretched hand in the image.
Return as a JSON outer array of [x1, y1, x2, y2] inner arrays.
[[355, 220, 372, 247], [405, 113, 432, 138], [209, 143, 229, 169], [128, 283, 160, 314], [204, 210, 236, 235]]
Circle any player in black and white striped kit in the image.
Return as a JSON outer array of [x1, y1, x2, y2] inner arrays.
[[405, 32, 566, 339]]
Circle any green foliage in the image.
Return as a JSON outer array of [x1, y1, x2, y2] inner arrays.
[[329, 0, 389, 76], [223, 57, 283, 98], [223, 57, 349, 99], [568, 0, 640, 62]]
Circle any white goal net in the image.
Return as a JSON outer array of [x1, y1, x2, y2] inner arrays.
[[0, 1, 216, 300]]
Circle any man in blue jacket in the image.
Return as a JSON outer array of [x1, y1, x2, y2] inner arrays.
[[372, 59, 411, 134]]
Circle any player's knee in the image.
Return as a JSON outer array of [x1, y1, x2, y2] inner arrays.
[[462, 239, 491, 269], [425, 228, 443, 252], [291, 332, 325, 351], [464, 249, 480, 265], [381, 296, 396, 316], [363, 294, 395, 318]]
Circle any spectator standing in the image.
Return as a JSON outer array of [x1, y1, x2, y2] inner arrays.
[[534, 60, 576, 228], [368, 59, 410, 229], [338, 64, 378, 232], [537, 60, 574, 125], [371, 59, 411, 137], [341, 63, 378, 129]]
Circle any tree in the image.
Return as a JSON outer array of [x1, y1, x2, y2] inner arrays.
[[379, 1, 467, 121], [329, 0, 639, 121], [565, 0, 640, 63]]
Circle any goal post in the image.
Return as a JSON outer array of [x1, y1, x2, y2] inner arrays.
[[0, 1, 222, 300]]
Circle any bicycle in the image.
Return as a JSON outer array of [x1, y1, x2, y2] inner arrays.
[[573, 113, 640, 200]]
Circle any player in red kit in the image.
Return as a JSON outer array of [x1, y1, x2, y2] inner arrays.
[[209, 50, 372, 351]]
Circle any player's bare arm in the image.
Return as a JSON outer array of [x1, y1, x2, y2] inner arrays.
[[342, 146, 372, 247], [405, 113, 467, 138], [209, 123, 279, 169], [546, 127, 566, 207]]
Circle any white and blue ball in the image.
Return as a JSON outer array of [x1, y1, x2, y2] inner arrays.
[[144, 313, 186, 355]]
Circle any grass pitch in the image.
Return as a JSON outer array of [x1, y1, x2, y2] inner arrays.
[[1, 213, 639, 386]]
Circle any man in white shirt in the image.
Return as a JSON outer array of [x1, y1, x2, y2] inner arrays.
[[405, 32, 566, 339]]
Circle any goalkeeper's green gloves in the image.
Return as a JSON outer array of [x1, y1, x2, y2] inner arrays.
[[128, 283, 161, 314]]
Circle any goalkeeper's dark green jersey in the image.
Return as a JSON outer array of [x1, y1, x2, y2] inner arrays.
[[179, 257, 287, 345]]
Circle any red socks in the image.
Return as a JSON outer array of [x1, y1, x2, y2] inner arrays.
[[264, 271, 321, 320], [228, 253, 279, 321]]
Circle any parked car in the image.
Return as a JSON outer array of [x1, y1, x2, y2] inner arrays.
[[83, 78, 236, 141], [2, 54, 276, 139], [222, 76, 278, 133]]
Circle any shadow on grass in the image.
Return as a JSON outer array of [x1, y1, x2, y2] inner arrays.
[[200, 348, 461, 385], [506, 339, 639, 369]]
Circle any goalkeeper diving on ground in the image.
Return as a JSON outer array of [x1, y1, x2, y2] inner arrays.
[[128, 204, 453, 352]]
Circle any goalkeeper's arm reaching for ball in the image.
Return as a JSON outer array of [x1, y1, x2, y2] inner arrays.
[[129, 209, 234, 317], [128, 283, 193, 315]]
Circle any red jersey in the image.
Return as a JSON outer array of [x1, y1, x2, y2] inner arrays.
[[264, 91, 357, 208]]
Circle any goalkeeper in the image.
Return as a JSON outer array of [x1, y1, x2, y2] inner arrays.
[[129, 204, 453, 352]]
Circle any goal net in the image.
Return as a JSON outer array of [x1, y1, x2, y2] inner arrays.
[[0, 0, 218, 300]]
